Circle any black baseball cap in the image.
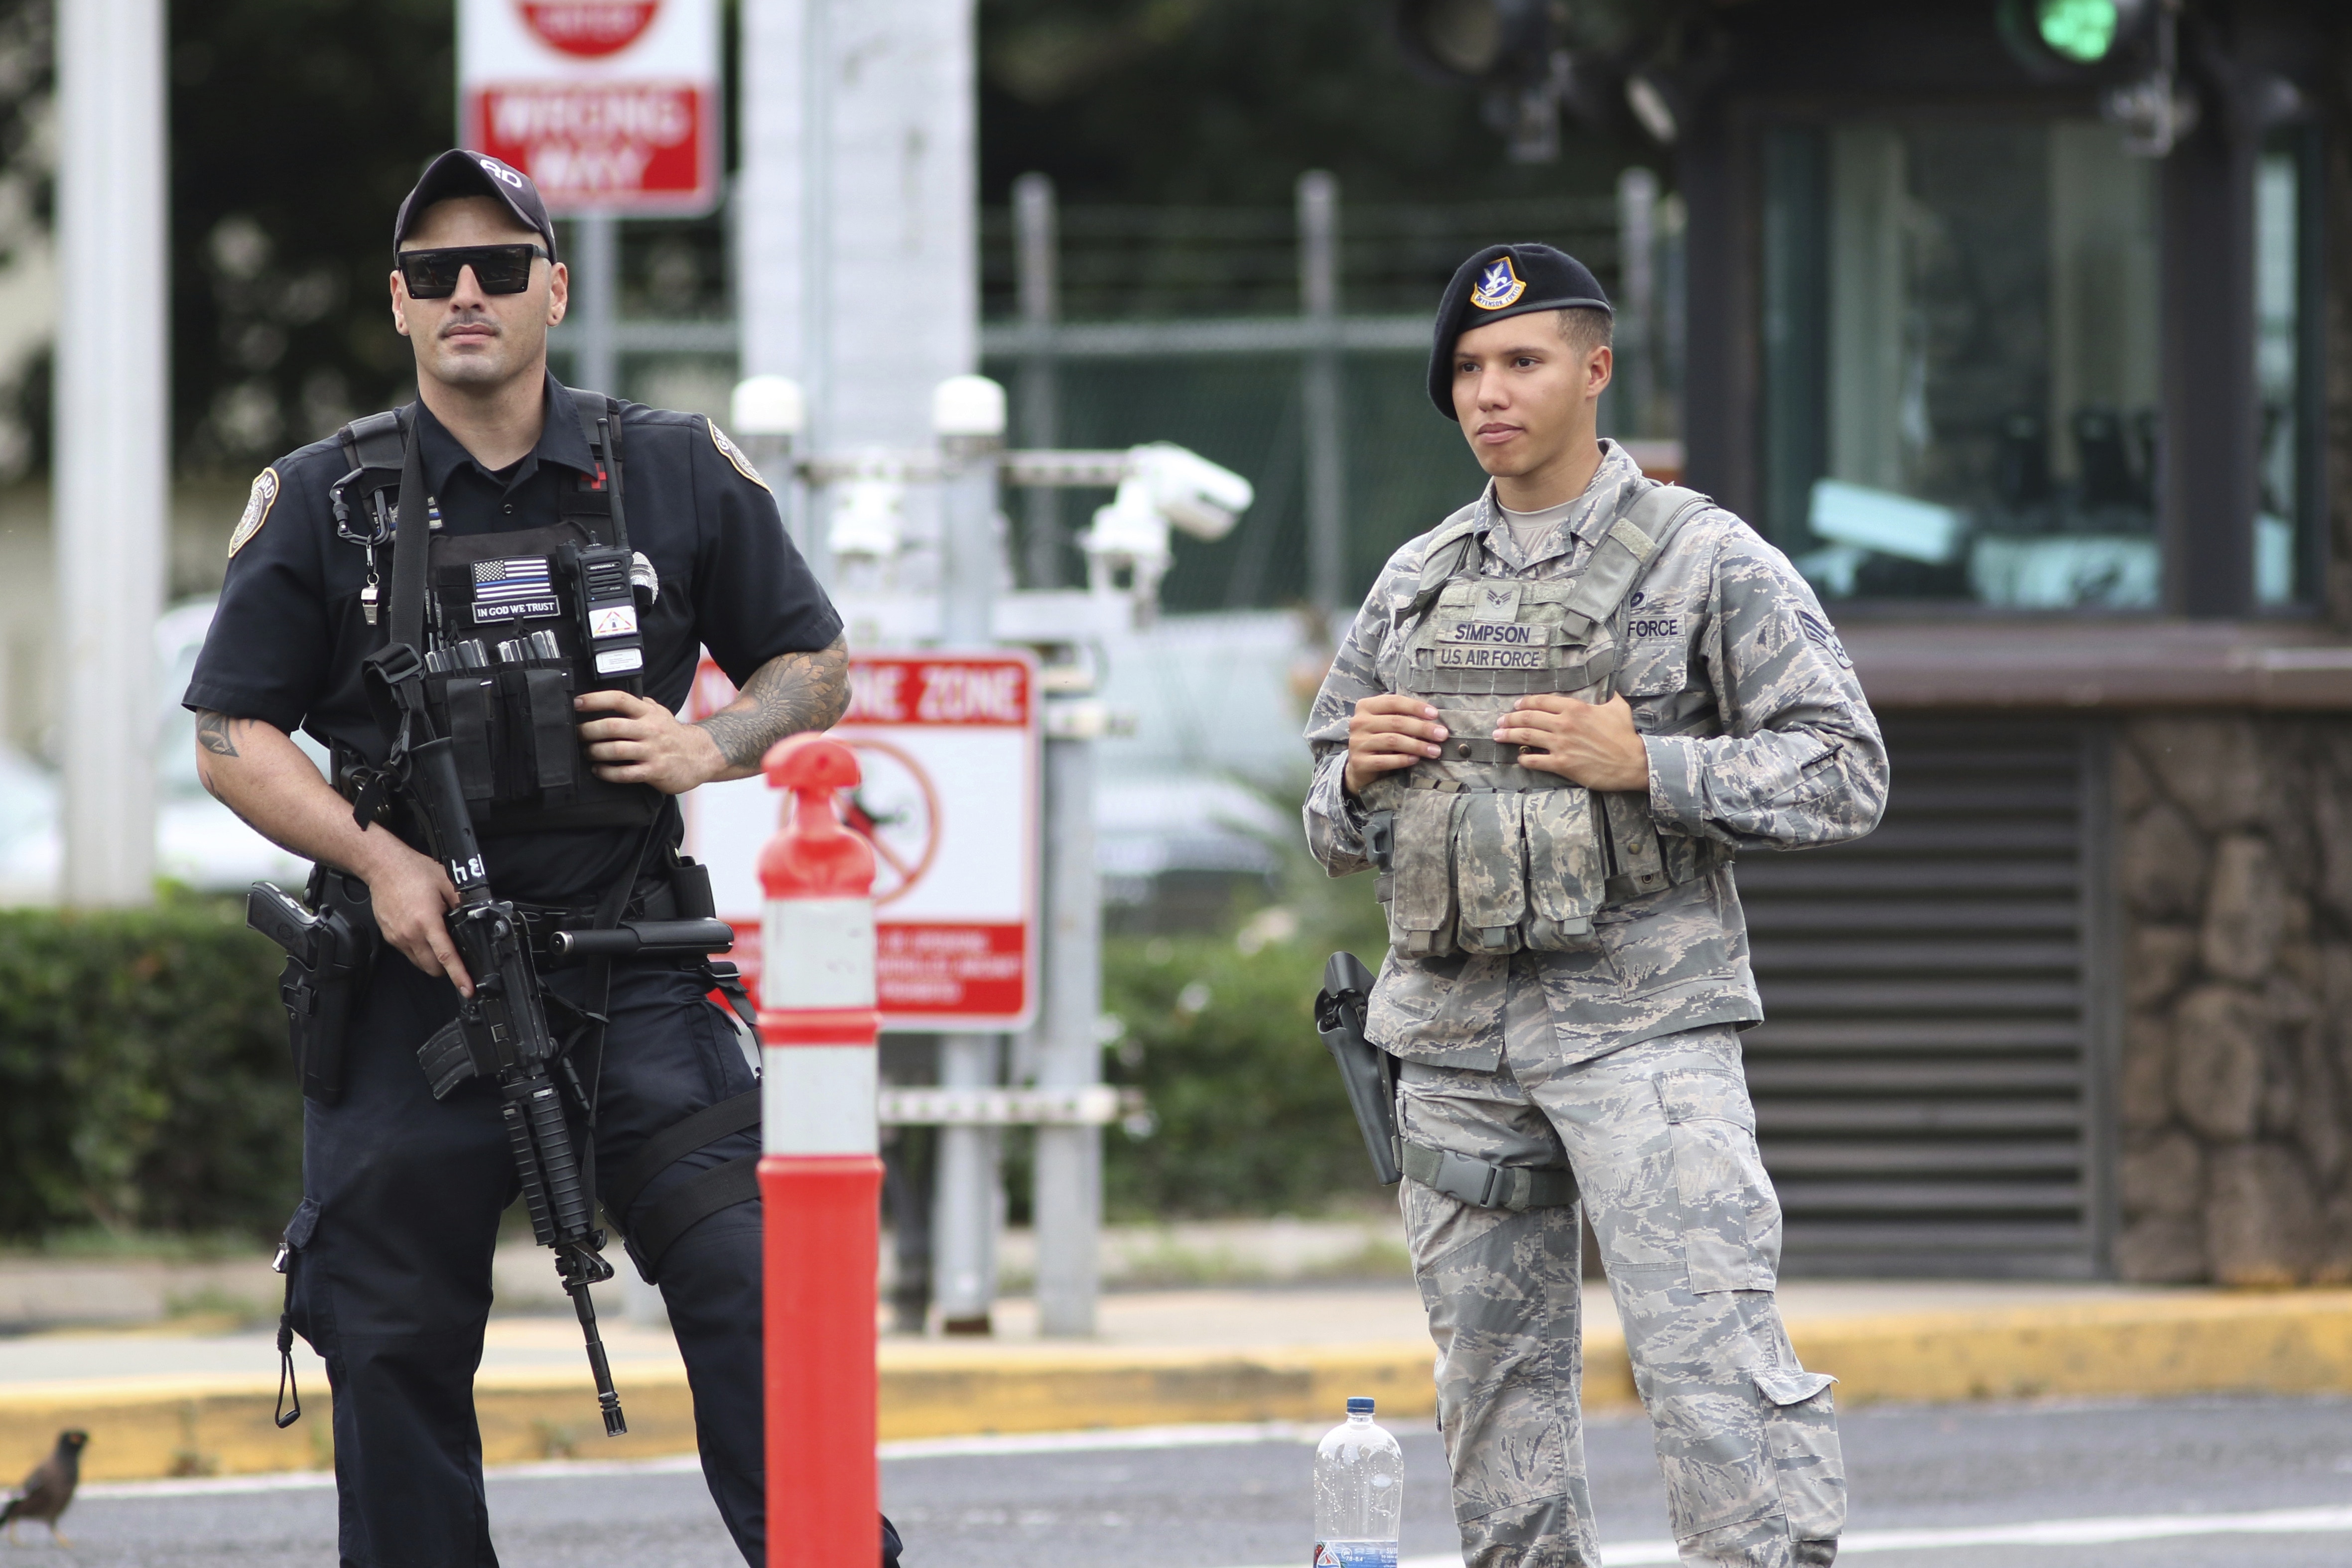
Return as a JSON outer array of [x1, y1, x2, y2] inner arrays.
[[393, 150, 559, 262], [1427, 243, 1612, 418]]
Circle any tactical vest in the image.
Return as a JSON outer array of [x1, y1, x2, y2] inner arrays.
[[1362, 482, 1713, 960], [334, 389, 660, 834]]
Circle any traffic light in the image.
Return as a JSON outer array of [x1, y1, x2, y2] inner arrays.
[[1997, 0, 2155, 78]]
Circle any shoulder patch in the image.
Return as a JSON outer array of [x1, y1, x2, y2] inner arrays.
[[228, 468, 280, 557], [1795, 608, 1852, 668], [706, 419, 772, 492]]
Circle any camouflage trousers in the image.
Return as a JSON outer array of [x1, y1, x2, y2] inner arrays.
[[1397, 996, 1844, 1566]]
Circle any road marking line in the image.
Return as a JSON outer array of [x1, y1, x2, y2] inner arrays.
[[80, 1455, 711, 1500], [879, 1421, 1315, 1459], [1367, 1505, 2352, 1567], [77, 1424, 1319, 1500]]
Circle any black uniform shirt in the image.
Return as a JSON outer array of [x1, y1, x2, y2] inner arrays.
[[185, 372, 842, 905]]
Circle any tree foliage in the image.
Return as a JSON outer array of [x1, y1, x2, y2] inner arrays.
[[167, 0, 455, 472], [978, 0, 1638, 205]]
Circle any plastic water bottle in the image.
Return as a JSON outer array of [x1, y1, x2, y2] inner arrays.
[[1313, 1395, 1403, 1568]]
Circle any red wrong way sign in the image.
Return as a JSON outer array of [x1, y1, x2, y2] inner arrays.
[[684, 652, 1040, 1031], [459, 0, 719, 216]]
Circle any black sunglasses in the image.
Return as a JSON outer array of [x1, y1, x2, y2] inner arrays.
[[398, 243, 549, 299]]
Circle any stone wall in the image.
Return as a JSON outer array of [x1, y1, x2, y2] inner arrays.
[[2113, 714, 2352, 1283]]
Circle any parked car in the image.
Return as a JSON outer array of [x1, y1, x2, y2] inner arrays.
[[0, 597, 321, 904]]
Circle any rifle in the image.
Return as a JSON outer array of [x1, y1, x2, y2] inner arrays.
[[359, 639, 628, 1437]]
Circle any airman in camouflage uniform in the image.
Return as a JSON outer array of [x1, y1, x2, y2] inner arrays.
[[1303, 244, 1887, 1567]]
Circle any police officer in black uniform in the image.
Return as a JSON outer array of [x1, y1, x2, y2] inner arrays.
[[185, 150, 870, 1568]]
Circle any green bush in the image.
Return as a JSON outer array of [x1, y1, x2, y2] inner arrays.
[[0, 818, 1402, 1236], [0, 897, 298, 1241], [1099, 841, 1395, 1221]]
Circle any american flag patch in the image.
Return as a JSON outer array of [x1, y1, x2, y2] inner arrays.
[[470, 556, 561, 624]]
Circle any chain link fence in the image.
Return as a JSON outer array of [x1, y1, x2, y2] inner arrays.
[[552, 173, 1685, 615]]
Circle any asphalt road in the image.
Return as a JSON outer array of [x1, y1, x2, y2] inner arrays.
[[40, 1394, 2352, 1567]]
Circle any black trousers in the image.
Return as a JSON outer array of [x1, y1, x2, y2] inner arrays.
[[283, 954, 770, 1568]]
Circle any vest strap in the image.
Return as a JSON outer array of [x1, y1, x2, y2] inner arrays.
[[1391, 501, 1486, 630]]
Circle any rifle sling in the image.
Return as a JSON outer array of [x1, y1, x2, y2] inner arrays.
[[387, 412, 429, 654]]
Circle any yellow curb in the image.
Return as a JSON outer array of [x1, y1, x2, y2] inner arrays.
[[1789, 1290, 2352, 1406], [6, 1291, 2346, 1484]]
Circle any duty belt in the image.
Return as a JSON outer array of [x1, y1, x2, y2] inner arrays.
[[1401, 1139, 1578, 1211]]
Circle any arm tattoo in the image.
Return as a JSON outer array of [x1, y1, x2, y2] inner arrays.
[[698, 635, 851, 769], [196, 711, 242, 759]]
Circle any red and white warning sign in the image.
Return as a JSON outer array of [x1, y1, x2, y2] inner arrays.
[[685, 652, 1040, 1031], [458, 0, 720, 216]]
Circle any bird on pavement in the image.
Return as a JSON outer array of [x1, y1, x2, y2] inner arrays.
[[1, 1429, 88, 1546]]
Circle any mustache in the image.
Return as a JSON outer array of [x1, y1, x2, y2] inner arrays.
[[437, 312, 503, 339]]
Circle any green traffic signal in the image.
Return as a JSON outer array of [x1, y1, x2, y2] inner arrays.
[[2035, 0, 2120, 62]]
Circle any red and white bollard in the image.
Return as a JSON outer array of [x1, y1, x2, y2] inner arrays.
[[757, 735, 882, 1568]]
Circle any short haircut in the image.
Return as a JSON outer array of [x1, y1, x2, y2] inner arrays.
[[1556, 306, 1613, 354]]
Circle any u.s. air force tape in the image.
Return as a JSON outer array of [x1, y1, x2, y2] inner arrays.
[[229, 467, 280, 558], [706, 419, 771, 492]]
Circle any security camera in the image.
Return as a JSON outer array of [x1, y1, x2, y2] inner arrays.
[[1126, 443, 1254, 542], [829, 476, 905, 562]]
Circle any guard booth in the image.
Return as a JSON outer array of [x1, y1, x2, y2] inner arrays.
[[1648, 0, 2352, 1283]]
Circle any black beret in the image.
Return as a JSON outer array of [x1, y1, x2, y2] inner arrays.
[[1427, 243, 1612, 418]]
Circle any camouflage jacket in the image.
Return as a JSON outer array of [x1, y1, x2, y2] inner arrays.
[[1302, 440, 1889, 1068]]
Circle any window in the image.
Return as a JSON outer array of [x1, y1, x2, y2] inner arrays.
[[1761, 120, 2163, 609], [2254, 129, 2320, 609]]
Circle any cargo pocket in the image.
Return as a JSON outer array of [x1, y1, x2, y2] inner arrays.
[[1754, 1368, 1845, 1542], [1389, 789, 1460, 959], [1655, 1071, 1780, 1291], [1450, 792, 1525, 955], [1523, 786, 1604, 949], [1766, 747, 1843, 810]]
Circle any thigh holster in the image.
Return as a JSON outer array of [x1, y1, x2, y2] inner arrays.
[[606, 1088, 763, 1283], [1401, 1139, 1578, 1211]]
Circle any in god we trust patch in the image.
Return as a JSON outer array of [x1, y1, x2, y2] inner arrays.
[[707, 419, 771, 492], [228, 467, 279, 557]]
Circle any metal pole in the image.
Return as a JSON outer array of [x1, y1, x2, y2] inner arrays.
[[1032, 727, 1101, 1336], [1616, 167, 1658, 438], [1298, 170, 1347, 623], [571, 213, 620, 397], [798, 0, 835, 588], [935, 375, 1006, 646], [1014, 173, 1061, 589], [931, 1032, 1002, 1333], [55, 0, 166, 908]]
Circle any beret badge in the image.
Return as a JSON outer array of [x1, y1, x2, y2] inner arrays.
[[1469, 256, 1528, 311]]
